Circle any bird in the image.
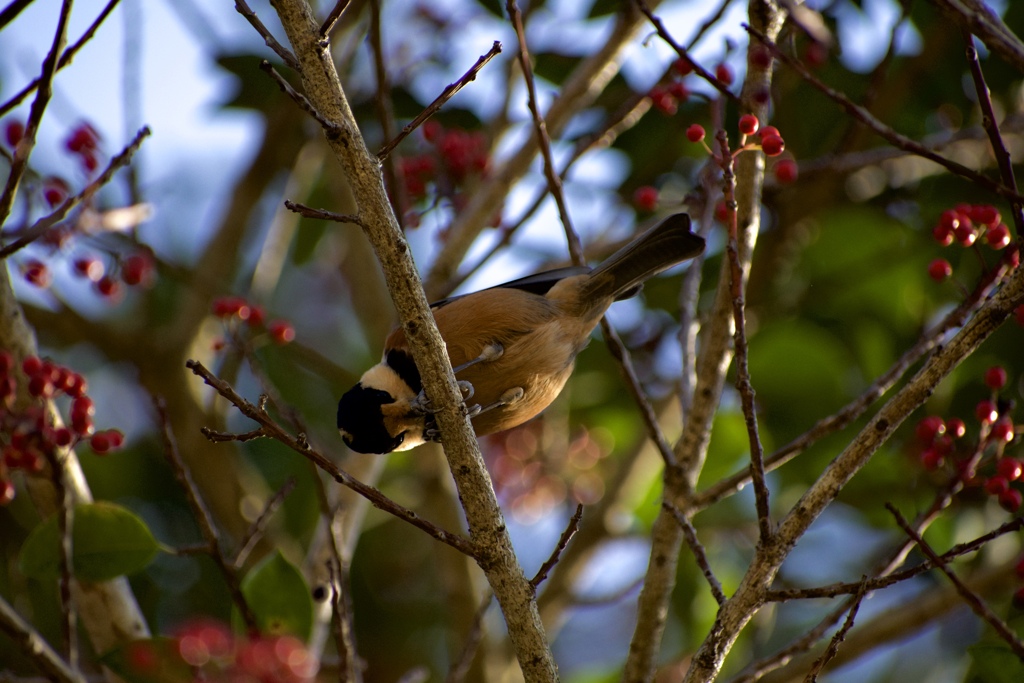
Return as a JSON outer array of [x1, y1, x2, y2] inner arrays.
[[337, 213, 705, 454]]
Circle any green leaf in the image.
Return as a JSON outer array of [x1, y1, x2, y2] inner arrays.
[[235, 551, 314, 640], [101, 638, 191, 683], [965, 643, 1024, 683], [19, 502, 160, 582]]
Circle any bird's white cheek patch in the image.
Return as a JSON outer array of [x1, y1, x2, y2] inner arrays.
[[361, 364, 417, 400]]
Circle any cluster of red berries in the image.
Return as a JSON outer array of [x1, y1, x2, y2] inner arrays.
[[21, 250, 156, 301], [0, 352, 122, 505], [913, 365, 1021, 512], [399, 122, 489, 202], [125, 620, 313, 683], [927, 203, 1016, 282], [685, 115, 787, 158], [647, 58, 699, 116], [4, 119, 102, 209], [211, 296, 295, 348]]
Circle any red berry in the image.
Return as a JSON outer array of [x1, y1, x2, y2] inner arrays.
[[758, 125, 781, 139], [27, 375, 53, 398], [985, 224, 1010, 249], [997, 457, 1023, 481], [121, 253, 154, 287], [649, 86, 677, 115], [915, 416, 945, 443], [71, 395, 95, 418], [971, 204, 1000, 227], [714, 200, 730, 223], [804, 42, 828, 67], [975, 399, 998, 424], [95, 275, 122, 300], [73, 256, 104, 281], [42, 177, 69, 207], [991, 419, 1015, 444], [90, 431, 112, 454], [668, 81, 690, 101], [920, 448, 944, 471], [53, 427, 73, 447], [954, 222, 976, 246], [715, 63, 734, 86], [5, 120, 25, 147], [985, 476, 1009, 496], [422, 120, 442, 142], [749, 46, 772, 69], [22, 356, 44, 377], [0, 479, 14, 505], [947, 417, 966, 439], [672, 58, 692, 76], [761, 135, 785, 157], [64, 122, 100, 153], [268, 320, 295, 345], [22, 260, 51, 288], [686, 124, 705, 143], [247, 305, 266, 328], [999, 488, 1022, 512], [633, 186, 659, 212], [984, 366, 1008, 390], [773, 159, 797, 184], [927, 258, 952, 282], [932, 224, 954, 246], [64, 373, 87, 398], [738, 114, 759, 136], [106, 429, 124, 449]]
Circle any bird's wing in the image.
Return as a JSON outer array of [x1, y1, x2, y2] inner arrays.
[[430, 266, 592, 309]]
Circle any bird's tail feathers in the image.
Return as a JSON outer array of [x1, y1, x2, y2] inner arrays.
[[584, 213, 705, 302]]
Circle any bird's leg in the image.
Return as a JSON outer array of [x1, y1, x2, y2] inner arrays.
[[452, 342, 504, 374], [412, 343, 498, 416], [465, 387, 525, 419]]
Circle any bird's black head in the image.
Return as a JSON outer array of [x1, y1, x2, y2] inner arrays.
[[337, 383, 406, 454]]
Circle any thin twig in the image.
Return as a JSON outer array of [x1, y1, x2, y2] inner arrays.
[[716, 130, 772, 544], [258, 60, 341, 134], [152, 397, 260, 634], [801, 581, 867, 683], [185, 360, 479, 559], [234, 0, 300, 70], [0, 127, 151, 257], [888, 504, 1024, 659], [0, 0, 121, 117], [962, 30, 1024, 238], [377, 41, 502, 160], [319, 0, 351, 41], [327, 520, 362, 683], [510, 0, 678, 468], [635, 0, 741, 105], [233, 477, 297, 569], [745, 24, 1024, 205], [0, 595, 86, 683], [693, 246, 1015, 511], [530, 505, 583, 589], [200, 426, 268, 443], [767, 516, 1024, 602], [367, 0, 405, 230], [0, 0, 72, 226], [283, 199, 362, 225], [665, 502, 726, 605]]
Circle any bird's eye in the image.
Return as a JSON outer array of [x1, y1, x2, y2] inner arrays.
[[395, 432, 406, 446]]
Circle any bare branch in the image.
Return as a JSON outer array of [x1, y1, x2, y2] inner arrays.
[[283, 199, 362, 225], [0, 127, 152, 257], [233, 477, 297, 569], [318, 0, 350, 40], [530, 505, 583, 589], [665, 503, 726, 605], [152, 397, 260, 634], [801, 583, 867, 683], [235, 0, 300, 70], [0, 595, 86, 683], [377, 41, 502, 161], [888, 504, 1024, 659], [185, 359, 479, 560]]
